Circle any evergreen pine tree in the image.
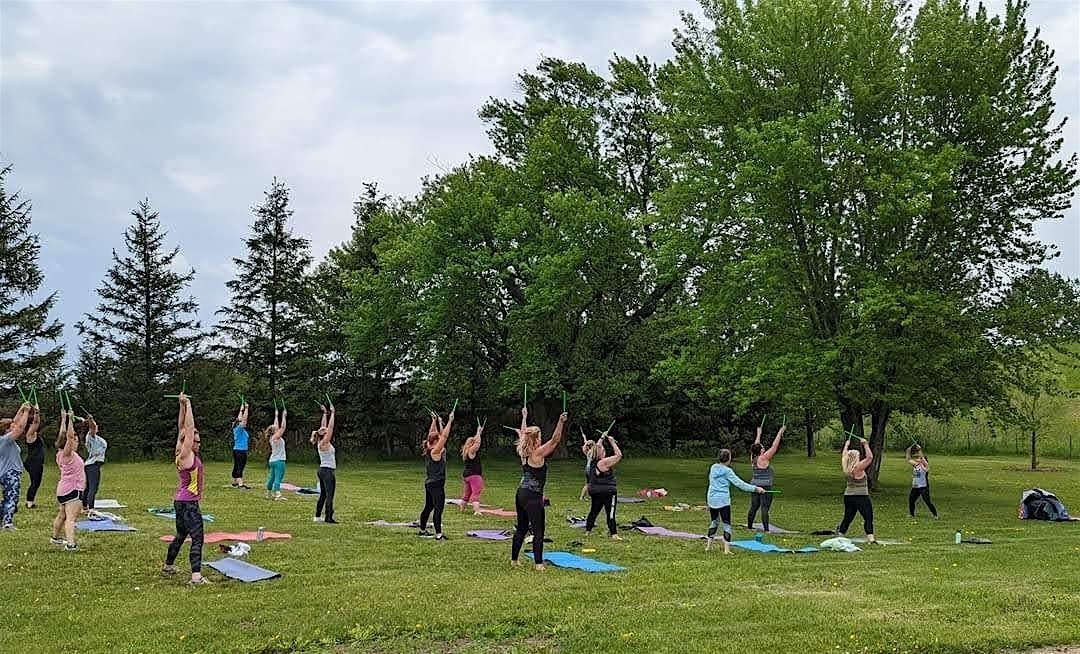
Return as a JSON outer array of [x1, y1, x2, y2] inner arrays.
[[75, 199, 201, 454], [0, 163, 64, 391], [216, 178, 313, 395]]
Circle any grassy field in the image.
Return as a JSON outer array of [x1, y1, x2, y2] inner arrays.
[[3, 453, 1080, 654]]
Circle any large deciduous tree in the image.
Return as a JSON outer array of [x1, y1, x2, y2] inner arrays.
[[658, 0, 1078, 485]]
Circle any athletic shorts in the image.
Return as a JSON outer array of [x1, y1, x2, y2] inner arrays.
[[58, 489, 85, 505]]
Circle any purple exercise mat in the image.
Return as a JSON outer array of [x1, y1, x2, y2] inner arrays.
[[745, 523, 799, 534], [468, 530, 511, 541], [635, 526, 705, 540]]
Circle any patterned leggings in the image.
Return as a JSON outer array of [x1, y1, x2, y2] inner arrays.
[[0, 468, 20, 526]]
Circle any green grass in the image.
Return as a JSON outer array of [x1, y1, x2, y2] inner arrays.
[[4, 454, 1080, 654]]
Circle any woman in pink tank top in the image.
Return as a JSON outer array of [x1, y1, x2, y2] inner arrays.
[[52, 408, 86, 551]]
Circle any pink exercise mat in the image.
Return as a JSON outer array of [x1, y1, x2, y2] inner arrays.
[[159, 531, 292, 544], [477, 508, 516, 518]]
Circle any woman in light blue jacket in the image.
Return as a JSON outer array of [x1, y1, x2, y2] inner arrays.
[[706, 449, 764, 553]]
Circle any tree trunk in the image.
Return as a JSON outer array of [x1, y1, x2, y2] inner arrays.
[[804, 408, 816, 457], [1030, 429, 1037, 470], [868, 403, 890, 490]]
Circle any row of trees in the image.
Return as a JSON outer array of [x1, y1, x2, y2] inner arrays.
[[3, 0, 1079, 484]]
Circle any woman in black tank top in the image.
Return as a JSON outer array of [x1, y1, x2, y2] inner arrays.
[[23, 406, 44, 509], [585, 433, 623, 539], [418, 409, 453, 541], [459, 421, 484, 514], [511, 405, 568, 571]]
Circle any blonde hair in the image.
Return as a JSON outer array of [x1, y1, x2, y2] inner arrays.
[[516, 426, 542, 463], [461, 435, 479, 460], [842, 449, 861, 476]]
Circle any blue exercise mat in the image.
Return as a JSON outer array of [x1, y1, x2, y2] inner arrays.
[[731, 539, 817, 554], [76, 519, 136, 532], [525, 551, 626, 572], [205, 558, 280, 582]]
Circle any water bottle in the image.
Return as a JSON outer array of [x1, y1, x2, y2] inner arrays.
[[954, 530, 961, 545], [257, 527, 265, 542]]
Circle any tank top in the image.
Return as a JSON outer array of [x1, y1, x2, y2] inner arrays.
[[425, 450, 446, 484], [175, 455, 204, 502], [26, 436, 45, 462], [519, 461, 547, 495], [56, 450, 87, 495], [751, 458, 774, 486], [269, 437, 286, 462], [463, 452, 482, 478], [588, 461, 617, 494], [319, 444, 336, 469], [845, 473, 869, 496], [911, 464, 928, 488]]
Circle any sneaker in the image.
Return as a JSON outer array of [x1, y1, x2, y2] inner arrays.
[[610, 534, 623, 541], [49, 537, 65, 545], [434, 534, 448, 541], [239, 484, 250, 489], [313, 516, 324, 522], [273, 495, 286, 502], [25, 501, 35, 509], [161, 564, 180, 576], [2, 523, 16, 531], [324, 518, 339, 524], [231, 483, 239, 488], [417, 529, 433, 538], [189, 576, 213, 586], [64, 543, 79, 552], [705, 536, 714, 552], [524, 535, 534, 545]]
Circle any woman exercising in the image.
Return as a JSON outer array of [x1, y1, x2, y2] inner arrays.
[[1, 402, 32, 529], [747, 422, 783, 533], [584, 431, 623, 540], [265, 405, 287, 501], [231, 400, 250, 488], [906, 444, 938, 519], [162, 393, 210, 584], [459, 421, 484, 515], [510, 406, 568, 571], [82, 413, 106, 515], [418, 409, 453, 540], [312, 404, 337, 523], [24, 403, 44, 509], [837, 437, 876, 544], [51, 407, 85, 550], [706, 449, 765, 553]]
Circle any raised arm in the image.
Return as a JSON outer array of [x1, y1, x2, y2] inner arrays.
[[855, 439, 874, 472], [905, 445, 916, 466], [537, 412, 568, 458], [25, 406, 39, 441], [9, 402, 31, 438], [754, 425, 763, 446], [320, 405, 329, 431], [433, 409, 453, 457], [276, 407, 287, 438], [427, 412, 439, 440], [63, 410, 78, 456], [236, 403, 248, 428], [520, 406, 528, 433], [761, 425, 784, 461], [596, 435, 622, 471], [319, 406, 335, 448], [177, 395, 196, 465]]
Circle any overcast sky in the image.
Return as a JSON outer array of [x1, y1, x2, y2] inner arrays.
[[1, 0, 1077, 361]]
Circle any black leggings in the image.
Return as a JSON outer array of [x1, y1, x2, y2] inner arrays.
[[231, 450, 248, 479], [708, 506, 733, 541], [908, 485, 937, 517], [512, 488, 546, 563], [316, 467, 336, 520], [83, 462, 102, 509], [420, 482, 445, 533], [25, 458, 44, 503], [165, 500, 204, 573], [838, 495, 874, 535], [586, 490, 617, 536], [747, 486, 774, 531]]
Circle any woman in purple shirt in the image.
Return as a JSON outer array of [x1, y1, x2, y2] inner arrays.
[[162, 393, 210, 585]]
